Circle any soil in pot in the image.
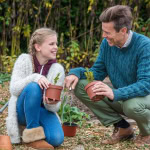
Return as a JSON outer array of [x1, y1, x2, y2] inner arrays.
[[0, 135, 12, 150], [85, 81, 104, 101], [62, 122, 77, 137], [46, 84, 63, 101]]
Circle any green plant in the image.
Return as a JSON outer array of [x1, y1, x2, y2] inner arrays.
[[84, 68, 94, 83], [1, 55, 17, 73], [53, 73, 60, 85], [57, 40, 89, 73], [58, 94, 90, 127], [0, 73, 11, 87]]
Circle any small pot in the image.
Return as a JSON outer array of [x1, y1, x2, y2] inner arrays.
[[85, 81, 104, 101], [62, 122, 77, 137], [46, 84, 63, 101], [0, 135, 12, 150]]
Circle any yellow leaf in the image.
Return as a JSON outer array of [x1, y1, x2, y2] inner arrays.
[[45, 2, 52, 8], [134, 6, 138, 12]]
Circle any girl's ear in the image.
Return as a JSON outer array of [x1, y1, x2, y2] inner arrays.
[[34, 44, 41, 52]]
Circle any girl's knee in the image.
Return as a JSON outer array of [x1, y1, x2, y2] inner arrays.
[[26, 82, 40, 91], [25, 82, 42, 95], [24, 82, 42, 104]]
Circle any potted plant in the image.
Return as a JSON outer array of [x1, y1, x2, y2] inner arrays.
[[84, 68, 104, 101], [45, 73, 63, 102], [0, 104, 12, 150], [58, 94, 90, 137], [0, 135, 12, 150]]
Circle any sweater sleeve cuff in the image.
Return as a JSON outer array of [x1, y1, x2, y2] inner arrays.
[[113, 89, 123, 101], [32, 73, 43, 83], [68, 68, 81, 79]]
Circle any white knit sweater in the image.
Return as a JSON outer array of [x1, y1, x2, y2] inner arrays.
[[6, 54, 65, 144]]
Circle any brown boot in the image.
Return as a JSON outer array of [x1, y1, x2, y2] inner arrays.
[[26, 140, 54, 150], [22, 126, 45, 143], [134, 134, 150, 147], [102, 126, 134, 144]]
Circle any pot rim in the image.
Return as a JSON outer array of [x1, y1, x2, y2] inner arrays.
[[63, 122, 78, 127], [84, 81, 99, 91], [47, 84, 63, 90]]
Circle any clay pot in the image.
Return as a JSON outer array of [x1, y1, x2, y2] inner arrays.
[[0, 135, 12, 150], [85, 81, 104, 101], [62, 122, 77, 137], [45, 84, 63, 101]]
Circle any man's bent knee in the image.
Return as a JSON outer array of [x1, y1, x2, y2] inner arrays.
[[123, 102, 143, 118], [74, 79, 88, 99]]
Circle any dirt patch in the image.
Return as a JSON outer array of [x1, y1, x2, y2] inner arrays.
[[0, 81, 141, 150]]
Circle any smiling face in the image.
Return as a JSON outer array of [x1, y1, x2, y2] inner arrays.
[[35, 35, 58, 64], [102, 22, 128, 48]]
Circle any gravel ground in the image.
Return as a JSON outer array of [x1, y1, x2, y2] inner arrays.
[[0, 81, 147, 150]]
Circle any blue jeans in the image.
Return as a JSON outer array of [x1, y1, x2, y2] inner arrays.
[[16, 82, 64, 147]]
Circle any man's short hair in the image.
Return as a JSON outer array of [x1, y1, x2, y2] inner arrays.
[[99, 5, 133, 32]]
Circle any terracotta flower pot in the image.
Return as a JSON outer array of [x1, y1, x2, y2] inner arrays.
[[46, 84, 63, 101], [0, 135, 12, 150], [85, 81, 104, 101], [62, 122, 77, 137]]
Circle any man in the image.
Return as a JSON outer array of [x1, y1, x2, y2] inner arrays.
[[64, 5, 150, 147]]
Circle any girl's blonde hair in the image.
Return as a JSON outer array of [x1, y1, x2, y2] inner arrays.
[[29, 27, 57, 72], [29, 27, 57, 55]]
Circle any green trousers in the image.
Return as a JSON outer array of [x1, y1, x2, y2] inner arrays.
[[74, 79, 150, 136]]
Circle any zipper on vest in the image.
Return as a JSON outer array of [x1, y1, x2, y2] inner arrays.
[[40, 65, 44, 75]]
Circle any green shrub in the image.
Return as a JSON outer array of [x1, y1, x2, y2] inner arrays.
[[1, 55, 17, 73], [0, 73, 11, 86]]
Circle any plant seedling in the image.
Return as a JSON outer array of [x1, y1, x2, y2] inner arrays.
[[54, 72, 60, 85], [84, 68, 94, 83]]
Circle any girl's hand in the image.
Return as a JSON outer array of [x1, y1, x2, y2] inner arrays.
[[38, 77, 50, 89], [43, 95, 59, 104], [92, 81, 114, 100]]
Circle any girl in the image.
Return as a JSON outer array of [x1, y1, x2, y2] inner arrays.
[[6, 28, 65, 149]]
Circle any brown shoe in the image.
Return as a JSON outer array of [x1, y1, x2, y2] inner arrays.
[[102, 126, 134, 145], [134, 134, 150, 147], [26, 140, 54, 150]]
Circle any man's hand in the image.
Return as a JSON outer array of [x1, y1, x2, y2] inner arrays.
[[92, 81, 114, 100], [64, 75, 79, 90]]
